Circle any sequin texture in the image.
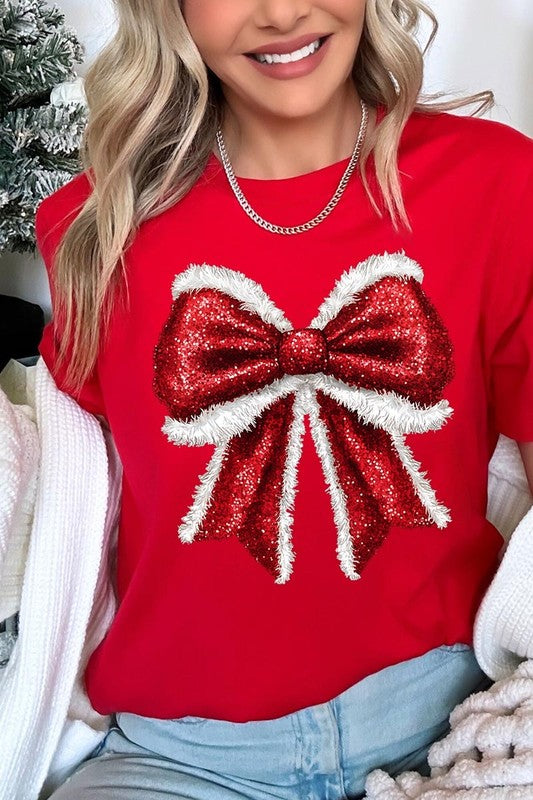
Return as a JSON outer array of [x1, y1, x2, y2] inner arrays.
[[279, 328, 328, 375], [153, 256, 455, 582]]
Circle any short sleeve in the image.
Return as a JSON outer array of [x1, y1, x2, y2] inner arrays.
[[485, 160, 533, 442], [36, 172, 106, 419]]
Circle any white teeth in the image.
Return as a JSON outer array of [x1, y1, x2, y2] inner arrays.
[[253, 38, 321, 64]]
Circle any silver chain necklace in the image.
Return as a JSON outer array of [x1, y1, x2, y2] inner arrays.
[[215, 97, 368, 235]]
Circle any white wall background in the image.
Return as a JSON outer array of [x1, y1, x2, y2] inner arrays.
[[2, 0, 532, 315]]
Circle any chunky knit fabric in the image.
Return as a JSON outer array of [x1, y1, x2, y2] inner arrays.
[[0, 357, 121, 800], [365, 658, 533, 797]]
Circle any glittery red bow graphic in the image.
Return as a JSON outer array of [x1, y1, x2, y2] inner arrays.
[[154, 253, 455, 583]]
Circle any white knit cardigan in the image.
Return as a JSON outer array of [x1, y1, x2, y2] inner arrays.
[[0, 356, 531, 800], [0, 357, 121, 800]]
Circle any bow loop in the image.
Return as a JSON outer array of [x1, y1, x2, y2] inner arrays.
[[154, 288, 284, 421], [322, 275, 455, 405]]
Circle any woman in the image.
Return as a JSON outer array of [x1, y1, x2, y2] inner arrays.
[[37, 1, 533, 797]]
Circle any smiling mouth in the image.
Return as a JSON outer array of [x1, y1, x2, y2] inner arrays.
[[245, 35, 330, 62]]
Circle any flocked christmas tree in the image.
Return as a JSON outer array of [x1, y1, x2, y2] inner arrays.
[[0, 0, 89, 670], [0, 0, 88, 254]]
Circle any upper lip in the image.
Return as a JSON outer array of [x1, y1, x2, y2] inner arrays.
[[246, 33, 329, 55]]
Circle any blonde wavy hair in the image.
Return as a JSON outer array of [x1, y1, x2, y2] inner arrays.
[[47, 0, 494, 398]]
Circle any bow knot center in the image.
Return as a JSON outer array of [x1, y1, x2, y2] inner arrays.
[[279, 328, 328, 375]]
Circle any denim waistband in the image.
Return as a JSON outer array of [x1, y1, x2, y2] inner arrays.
[[99, 644, 491, 800]]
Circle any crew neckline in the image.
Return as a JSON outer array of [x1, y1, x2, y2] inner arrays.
[[206, 102, 385, 187]]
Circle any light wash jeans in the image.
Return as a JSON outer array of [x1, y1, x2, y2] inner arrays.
[[50, 643, 492, 800]]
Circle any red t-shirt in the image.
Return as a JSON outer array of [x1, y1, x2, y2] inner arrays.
[[37, 105, 533, 722]]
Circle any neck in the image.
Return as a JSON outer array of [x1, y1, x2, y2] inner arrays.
[[214, 83, 373, 180]]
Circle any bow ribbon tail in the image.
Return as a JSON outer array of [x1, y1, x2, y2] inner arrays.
[[177, 393, 306, 584], [307, 390, 450, 580]]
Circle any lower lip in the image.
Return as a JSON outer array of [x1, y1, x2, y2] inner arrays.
[[244, 35, 331, 80]]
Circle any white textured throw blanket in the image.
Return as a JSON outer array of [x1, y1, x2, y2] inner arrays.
[[364, 494, 533, 798], [365, 658, 533, 798]]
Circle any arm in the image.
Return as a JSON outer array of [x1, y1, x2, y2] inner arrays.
[[517, 441, 533, 495]]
